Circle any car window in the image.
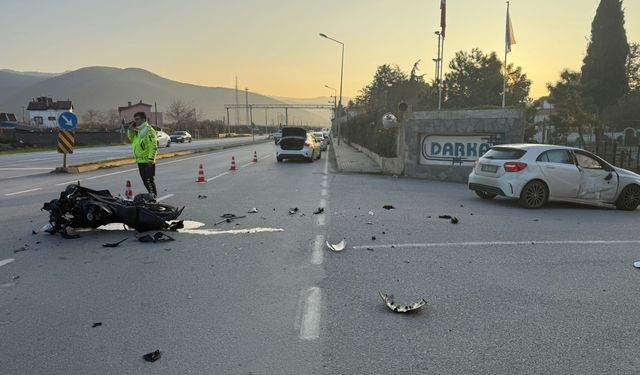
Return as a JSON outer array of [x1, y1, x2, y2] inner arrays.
[[483, 147, 526, 160], [575, 153, 603, 169], [537, 150, 574, 164]]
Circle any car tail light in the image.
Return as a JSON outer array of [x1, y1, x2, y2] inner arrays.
[[504, 162, 528, 172]]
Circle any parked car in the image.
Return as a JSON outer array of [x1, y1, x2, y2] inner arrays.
[[156, 131, 171, 148], [276, 127, 321, 163], [323, 132, 331, 144], [170, 131, 192, 143], [273, 131, 282, 144], [468, 144, 640, 210], [314, 132, 328, 151]]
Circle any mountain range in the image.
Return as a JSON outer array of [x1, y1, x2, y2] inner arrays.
[[0, 67, 334, 126]]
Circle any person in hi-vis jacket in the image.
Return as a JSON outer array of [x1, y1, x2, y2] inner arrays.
[[127, 112, 158, 197]]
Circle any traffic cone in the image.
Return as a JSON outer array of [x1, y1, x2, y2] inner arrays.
[[229, 156, 237, 171], [196, 163, 206, 183], [124, 180, 133, 200], [252, 151, 258, 163]]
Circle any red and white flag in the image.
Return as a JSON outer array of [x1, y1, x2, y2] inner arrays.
[[440, 0, 446, 39]]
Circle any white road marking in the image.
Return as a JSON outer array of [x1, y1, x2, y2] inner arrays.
[[321, 189, 327, 197], [352, 240, 640, 250], [299, 287, 322, 341], [311, 235, 325, 265], [0, 258, 15, 268], [320, 180, 328, 188], [5, 188, 41, 196], [156, 194, 174, 202], [178, 227, 284, 236], [206, 171, 230, 182], [85, 168, 138, 180]]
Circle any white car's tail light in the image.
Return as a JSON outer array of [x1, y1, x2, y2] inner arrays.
[[504, 162, 528, 172]]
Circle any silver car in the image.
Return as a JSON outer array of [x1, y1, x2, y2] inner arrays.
[[468, 144, 640, 210]]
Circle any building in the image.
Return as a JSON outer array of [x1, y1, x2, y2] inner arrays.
[[26, 97, 73, 128], [118, 100, 163, 128]]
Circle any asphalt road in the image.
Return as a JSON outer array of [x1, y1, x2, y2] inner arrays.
[[0, 136, 268, 180], [1, 144, 639, 374]]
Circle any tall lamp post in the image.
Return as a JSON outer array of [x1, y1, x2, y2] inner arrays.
[[319, 33, 344, 145], [324, 84, 337, 126]]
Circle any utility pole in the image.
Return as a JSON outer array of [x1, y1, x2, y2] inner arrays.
[[235, 76, 240, 131], [245, 88, 249, 127]]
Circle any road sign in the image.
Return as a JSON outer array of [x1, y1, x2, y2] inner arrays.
[[57, 130, 75, 154], [58, 112, 77, 130]]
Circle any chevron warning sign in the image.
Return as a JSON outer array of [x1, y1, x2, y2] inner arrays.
[[57, 130, 75, 154]]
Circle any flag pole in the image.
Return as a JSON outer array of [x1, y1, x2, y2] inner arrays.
[[502, 1, 510, 108]]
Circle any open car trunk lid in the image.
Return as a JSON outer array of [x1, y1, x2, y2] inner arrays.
[[280, 127, 307, 150]]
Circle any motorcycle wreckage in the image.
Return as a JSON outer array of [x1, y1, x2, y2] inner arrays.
[[42, 184, 184, 236]]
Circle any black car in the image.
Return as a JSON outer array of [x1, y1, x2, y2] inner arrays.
[[170, 131, 192, 143]]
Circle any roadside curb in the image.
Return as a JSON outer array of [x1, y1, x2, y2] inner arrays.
[[53, 138, 269, 174]]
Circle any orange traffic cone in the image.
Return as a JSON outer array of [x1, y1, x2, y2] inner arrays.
[[196, 163, 206, 183], [229, 156, 237, 171], [252, 151, 258, 163], [124, 180, 133, 200]]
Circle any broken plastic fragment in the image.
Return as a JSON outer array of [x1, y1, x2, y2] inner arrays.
[[368, 211, 374, 216], [634, 261, 640, 269], [92, 322, 102, 328], [102, 238, 128, 248], [197, 195, 207, 199], [313, 208, 325, 215], [438, 215, 452, 219], [383, 205, 395, 210], [31, 230, 37, 235], [42, 224, 54, 233], [138, 232, 175, 243], [326, 239, 346, 252], [451, 217, 459, 224], [379, 292, 427, 313], [143, 350, 162, 362], [288, 208, 299, 215], [248, 208, 258, 213]]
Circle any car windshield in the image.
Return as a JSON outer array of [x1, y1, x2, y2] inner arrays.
[[483, 147, 527, 160]]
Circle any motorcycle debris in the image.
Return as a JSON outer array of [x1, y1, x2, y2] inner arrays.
[[138, 232, 175, 243], [197, 195, 208, 199], [451, 217, 459, 224], [31, 230, 37, 235], [102, 238, 128, 248], [168, 221, 184, 231], [326, 239, 346, 252], [368, 211, 375, 216], [379, 292, 427, 313], [92, 322, 102, 328], [438, 215, 452, 219], [383, 205, 395, 210], [634, 261, 640, 269], [313, 208, 324, 215], [248, 208, 258, 213], [61, 233, 80, 239], [288, 207, 299, 215], [143, 350, 162, 362]]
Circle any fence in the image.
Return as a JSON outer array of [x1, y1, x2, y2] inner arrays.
[[584, 141, 640, 172], [342, 112, 398, 158]]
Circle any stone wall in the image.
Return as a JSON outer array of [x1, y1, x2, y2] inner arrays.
[[404, 109, 524, 183]]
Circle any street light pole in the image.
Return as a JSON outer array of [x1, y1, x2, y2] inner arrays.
[[435, 31, 443, 110], [320, 33, 344, 145], [325, 85, 337, 127]]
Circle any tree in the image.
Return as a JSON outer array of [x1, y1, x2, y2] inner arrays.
[[627, 42, 640, 93], [82, 109, 104, 126], [443, 48, 531, 108], [547, 70, 598, 146], [166, 99, 196, 127], [581, 0, 630, 112], [105, 109, 119, 127]]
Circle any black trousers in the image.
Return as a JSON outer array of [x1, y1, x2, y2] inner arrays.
[[138, 163, 157, 196]]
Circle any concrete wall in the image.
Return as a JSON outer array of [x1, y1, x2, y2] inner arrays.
[[404, 109, 524, 183], [0, 129, 123, 147]]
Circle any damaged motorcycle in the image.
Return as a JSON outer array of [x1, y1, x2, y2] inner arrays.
[[42, 184, 184, 236]]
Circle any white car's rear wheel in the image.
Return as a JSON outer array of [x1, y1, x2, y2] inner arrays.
[[615, 185, 640, 211], [519, 180, 548, 209]]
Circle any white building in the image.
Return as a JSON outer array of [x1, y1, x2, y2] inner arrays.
[[27, 97, 74, 128]]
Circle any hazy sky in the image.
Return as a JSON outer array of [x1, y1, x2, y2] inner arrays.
[[3, 0, 639, 100]]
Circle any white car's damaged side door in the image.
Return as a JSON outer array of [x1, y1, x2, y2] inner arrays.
[[574, 151, 618, 202]]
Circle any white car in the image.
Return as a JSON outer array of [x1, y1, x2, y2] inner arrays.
[[156, 131, 171, 148], [468, 144, 640, 210], [276, 127, 321, 162]]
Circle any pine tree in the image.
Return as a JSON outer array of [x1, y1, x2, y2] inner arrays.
[[581, 0, 630, 112]]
